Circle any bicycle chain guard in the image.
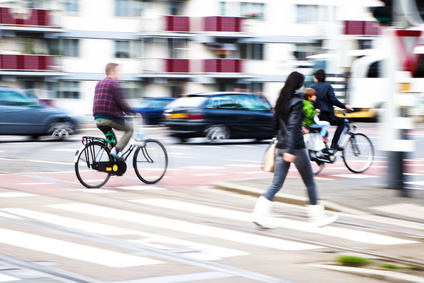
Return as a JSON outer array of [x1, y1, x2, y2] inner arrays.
[[92, 160, 127, 176]]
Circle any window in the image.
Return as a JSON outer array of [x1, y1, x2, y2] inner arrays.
[[62, 39, 79, 57], [169, 1, 183, 15], [297, 5, 319, 23], [241, 2, 265, 20], [168, 38, 187, 59], [115, 0, 143, 17], [121, 82, 143, 99], [206, 94, 271, 111], [294, 43, 321, 60], [220, 2, 265, 20], [358, 39, 373, 50], [115, 40, 142, 58], [240, 43, 264, 60], [0, 90, 35, 106], [64, 0, 79, 15], [50, 81, 80, 99], [367, 61, 381, 78]]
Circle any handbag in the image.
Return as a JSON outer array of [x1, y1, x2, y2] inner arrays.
[[262, 137, 277, 173]]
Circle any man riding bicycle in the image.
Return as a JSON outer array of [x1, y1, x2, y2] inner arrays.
[[93, 63, 135, 158]]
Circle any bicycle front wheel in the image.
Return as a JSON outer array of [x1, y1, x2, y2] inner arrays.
[[342, 133, 374, 173], [75, 142, 111, 188], [312, 161, 325, 175], [133, 139, 168, 184]]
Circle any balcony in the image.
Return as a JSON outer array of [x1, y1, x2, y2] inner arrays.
[[344, 21, 381, 36], [164, 16, 190, 32], [0, 7, 51, 26], [203, 59, 243, 73], [204, 16, 243, 32], [165, 59, 189, 72], [0, 55, 55, 71]]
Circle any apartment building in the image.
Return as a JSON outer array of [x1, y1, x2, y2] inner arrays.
[[0, 0, 381, 115]]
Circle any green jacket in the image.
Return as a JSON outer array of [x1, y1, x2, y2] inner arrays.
[[302, 100, 317, 126]]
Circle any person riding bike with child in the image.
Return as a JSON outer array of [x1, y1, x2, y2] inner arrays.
[[302, 88, 330, 142]]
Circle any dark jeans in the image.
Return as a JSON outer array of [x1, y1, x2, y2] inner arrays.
[[263, 148, 318, 205], [318, 111, 345, 148], [96, 119, 134, 150]]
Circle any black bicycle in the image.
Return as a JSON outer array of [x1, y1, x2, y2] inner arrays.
[[74, 129, 168, 188], [306, 110, 375, 175]]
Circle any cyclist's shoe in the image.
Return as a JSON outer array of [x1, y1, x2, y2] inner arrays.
[[332, 145, 344, 151], [110, 148, 123, 160], [322, 137, 329, 143]]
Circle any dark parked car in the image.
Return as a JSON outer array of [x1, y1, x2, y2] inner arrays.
[[133, 97, 176, 125], [163, 92, 274, 142], [0, 87, 78, 140]]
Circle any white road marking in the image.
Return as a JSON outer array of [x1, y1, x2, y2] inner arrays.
[[0, 158, 72, 166], [184, 166, 222, 170], [0, 192, 35, 198], [371, 204, 424, 220], [224, 159, 258, 163], [240, 171, 267, 174], [78, 189, 115, 194], [0, 274, 18, 282], [53, 149, 78, 152], [50, 203, 322, 251], [2, 209, 247, 260], [192, 173, 224, 177], [315, 177, 335, 181], [118, 186, 165, 191], [406, 181, 424, 186], [332, 174, 379, 179], [0, 227, 163, 267], [135, 199, 416, 246], [18, 182, 51, 185], [227, 164, 260, 168]]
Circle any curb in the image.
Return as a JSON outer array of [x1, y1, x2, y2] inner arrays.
[[310, 264, 424, 283], [212, 181, 367, 215]]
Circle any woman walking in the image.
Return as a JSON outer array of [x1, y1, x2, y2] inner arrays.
[[252, 71, 337, 228]]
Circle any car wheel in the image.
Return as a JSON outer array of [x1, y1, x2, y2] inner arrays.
[[178, 137, 188, 143], [206, 125, 230, 143], [49, 122, 73, 140]]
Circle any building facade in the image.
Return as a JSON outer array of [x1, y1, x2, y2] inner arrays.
[[0, 0, 382, 116]]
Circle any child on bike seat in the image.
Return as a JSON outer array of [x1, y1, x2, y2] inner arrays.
[[302, 88, 330, 142]]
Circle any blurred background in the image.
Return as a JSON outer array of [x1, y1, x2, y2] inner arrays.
[[2, 0, 421, 120]]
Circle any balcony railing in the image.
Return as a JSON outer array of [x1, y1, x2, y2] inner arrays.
[[344, 21, 381, 36], [0, 55, 55, 71], [164, 16, 190, 32], [203, 59, 243, 73], [204, 16, 243, 32], [0, 7, 51, 26], [165, 59, 190, 72]]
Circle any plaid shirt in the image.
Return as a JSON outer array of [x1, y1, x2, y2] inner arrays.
[[93, 77, 134, 124]]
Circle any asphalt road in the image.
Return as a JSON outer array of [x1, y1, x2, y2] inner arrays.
[[0, 123, 423, 283]]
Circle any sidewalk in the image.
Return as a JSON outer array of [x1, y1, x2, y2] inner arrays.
[[213, 177, 424, 224]]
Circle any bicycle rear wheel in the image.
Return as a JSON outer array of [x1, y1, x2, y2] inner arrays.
[[75, 141, 111, 188], [342, 133, 374, 173], [133, 139, 168, 184], [312, 161, 325, 175]]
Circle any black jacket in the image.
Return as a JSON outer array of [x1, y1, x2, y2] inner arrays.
[[274, 90, 305, 153], [310, 82, 346, 113]]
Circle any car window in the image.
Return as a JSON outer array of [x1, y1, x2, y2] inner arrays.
[[166, 97, 207, 109], [0, 90, 34, 106], [206, 94, 272, 111]]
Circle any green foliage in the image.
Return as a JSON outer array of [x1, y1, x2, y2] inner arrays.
[[380, 263, 401, 270], [409, 265, 424, 271], [336, 256, 373, 267]]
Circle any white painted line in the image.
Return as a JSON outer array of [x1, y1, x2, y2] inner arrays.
[[138, 271, 234, 282], [333, 174, 379, 179], [240, 171, 267, 174], [0, 211, 23, 220], [135, 199, 416, 246], [53, 149, 78, 152], [192, 173, 224, 177], [184, 166, 222, 170], [406, 181, 424, 186], [2, 209, 247, 260], [227, 164, 260, 168], [118, 186, 165, 191], [0, 192, 35, 198], [235, 145, 253, 148], [0, 227, 162, 267], [18, 182, 51, 185], [50, 203, 322, 251], [315, 177, 335, 181], [78, 189, 115, 194], [371, 204, 424, 220], [0, 274, 18, 282], [224, 159, 258, 163], [405, 164, 424, 167]]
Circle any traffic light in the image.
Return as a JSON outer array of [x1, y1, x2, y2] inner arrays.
[[372, 0, 393, 25]]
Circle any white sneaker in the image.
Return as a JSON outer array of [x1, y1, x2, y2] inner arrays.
[[110, 148, 122, 159], [307, 204, 338, 227], [252, 196, 277, 229]]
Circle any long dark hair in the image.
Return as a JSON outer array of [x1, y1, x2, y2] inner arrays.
[[274, 71, 305, 120]]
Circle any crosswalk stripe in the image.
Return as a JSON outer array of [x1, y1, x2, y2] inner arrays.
[[134, 199, 416, 246], [49, 203, 322, 251], [0, 192, 35, 198], [2, 208, 247, 260], [0, 273, 18, 282], [0, 228, 163, 267]]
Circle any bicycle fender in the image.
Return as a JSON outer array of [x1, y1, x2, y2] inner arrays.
[[74, 144, 86, 163]]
